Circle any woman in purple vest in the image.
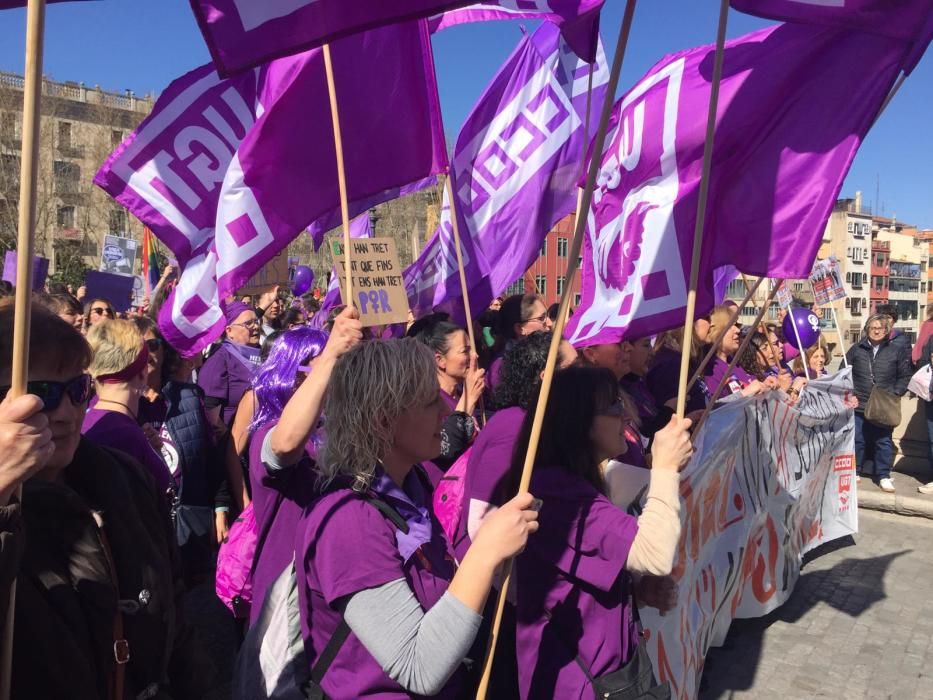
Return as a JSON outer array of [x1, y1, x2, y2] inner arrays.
[[297, 338, 539, 699], [504, 365, 693, 699]]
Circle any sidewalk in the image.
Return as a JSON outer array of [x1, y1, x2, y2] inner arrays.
[[858, 453, 933, 520]]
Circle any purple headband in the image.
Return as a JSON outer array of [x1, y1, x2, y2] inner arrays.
[[223, 301, 254, 325]]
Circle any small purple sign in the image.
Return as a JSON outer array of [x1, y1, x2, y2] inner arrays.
[[84, 270, 136, 312], [2, 250, 49, 291]]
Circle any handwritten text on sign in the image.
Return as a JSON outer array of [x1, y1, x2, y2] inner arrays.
[[331, 237, 409, 327]]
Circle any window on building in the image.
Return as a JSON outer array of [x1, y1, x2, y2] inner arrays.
[[79, 235, 98, 258], [58, 121, 72, 150], [557, 237, 568, 258], [557, 275, 566, 296], [575, 293, 581, 306], [111, 129, 124, 148], [793, 282, 804, 292], [847, 222, 854, 233], [846, 272, 851, 283], [57, 206, 75, 229], [504, 279, 524, 297], [535, 275, 546, 296], [0, 112, 15, 141], [539, 242, 547, 257], [845, 298, 850, 308], [109, 207, 127, 233], [863, 273, 868, 284]]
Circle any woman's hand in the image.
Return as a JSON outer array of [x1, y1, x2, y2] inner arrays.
[[776, 370, 793, 392], [0, 395, 54, 506], [142, 423, 164, 451], [471, 491, 539, 564], [462, 354, 486, 414], [214, 510, 230, 545], [636, 575, 678, 612], [741, 380, 769, 397], [322, 306, 363, 361], [650, 416, 693, 472]]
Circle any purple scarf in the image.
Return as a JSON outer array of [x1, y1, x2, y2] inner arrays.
[[223, 340, 262, 372], [369, 465, 433, 564]]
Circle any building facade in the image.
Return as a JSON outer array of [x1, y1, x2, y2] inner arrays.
[[502, 214, 582, 307], [0, 71, 153, 283]]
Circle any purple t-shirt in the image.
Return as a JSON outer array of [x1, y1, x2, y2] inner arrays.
[[197, 343, 256, 425], [704, 355, 754, 398], [296, 470, 462, 699], [248, 420, 319, 624], [454, 405, 525, 561], [645, 346, 709, 414], [82, 408, 173, 496], [516, 465, 639, 699]]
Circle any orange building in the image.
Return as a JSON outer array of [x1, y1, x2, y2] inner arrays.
[[502, 214, 582, 307]]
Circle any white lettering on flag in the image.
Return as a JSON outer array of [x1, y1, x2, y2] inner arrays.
[[232, 0, 321, 32]]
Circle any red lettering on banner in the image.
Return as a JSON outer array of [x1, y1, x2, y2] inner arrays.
[[751, 516, 779, 603], [833, 454, 855, 472]]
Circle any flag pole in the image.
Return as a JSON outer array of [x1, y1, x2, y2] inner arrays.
[[686, 275, 764, 394], [674, 0, 730, 419], [475, 2, 638, 696], [444, 172, 485, 424], [322, 43, 353, 307], [741, 274, 782, 371], [830, 303, 849, 367], [692, 279, 784, 436], [2, 1, 46, 697]]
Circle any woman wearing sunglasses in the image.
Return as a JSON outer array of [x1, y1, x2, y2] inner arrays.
[[83, 297, 115, 331], [0, 302, 215, 699], [82, 319, 174, 502], [503, 365, 693, 699]]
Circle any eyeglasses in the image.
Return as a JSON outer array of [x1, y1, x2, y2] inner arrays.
[[0, 374, 91, 412], [91, 307, 114, 317], [145, 338, 163, 352], [230, 319, 260, 329], [524, 312, 548, 326]]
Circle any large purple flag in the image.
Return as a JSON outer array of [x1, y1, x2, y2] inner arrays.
[[566, 16, 918, 348], [405, 22, 607, 320], [95, 21, 447, 356], [429, 1, 604, 62], [309, 214, 373, 329], [189, 0, 475, 75]]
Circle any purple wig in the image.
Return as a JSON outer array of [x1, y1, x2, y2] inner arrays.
[[249, 326, 329, 433]]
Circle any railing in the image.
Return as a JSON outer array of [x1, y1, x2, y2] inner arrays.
[[0, 70, 154, 114]]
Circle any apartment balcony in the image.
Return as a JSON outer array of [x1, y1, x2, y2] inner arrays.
[[888, 289, 922, 302], [870, 289, 889, 301], [872, 240, 891, 252], [871, 265, 889, 276]]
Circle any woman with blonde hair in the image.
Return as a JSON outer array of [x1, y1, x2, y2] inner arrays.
[[82, 318, 173, 500], [295, 338, 539, 698]]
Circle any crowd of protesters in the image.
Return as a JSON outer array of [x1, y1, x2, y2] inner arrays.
[[1, 271, 932, 699]]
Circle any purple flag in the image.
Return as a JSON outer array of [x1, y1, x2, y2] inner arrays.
[[405, 22, 608, 320], [189, 0, 476, 76], [95, 21, 446, 356], [309, 214, 373, 329], [429, 1, 604, 62], [566, 16, 917, 348]]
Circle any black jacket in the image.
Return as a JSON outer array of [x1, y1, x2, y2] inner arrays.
[[0, 438, 215, 699], [846, 336, 912, 412]]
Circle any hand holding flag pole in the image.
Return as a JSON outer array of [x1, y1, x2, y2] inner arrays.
[[475, 2, 638, 696], [1, 1, 46, 697], [675, 0, 730, 420]]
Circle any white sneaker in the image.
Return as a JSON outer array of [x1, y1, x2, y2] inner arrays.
[[918, 482, 933, 495], [879, 477, 895, 493]]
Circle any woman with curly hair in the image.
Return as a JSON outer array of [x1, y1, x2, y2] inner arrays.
[[247, 307, 361, 621], [295, 338, 539, 699]]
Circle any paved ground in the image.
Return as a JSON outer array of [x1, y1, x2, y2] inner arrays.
[[700, 509, 933, 700]]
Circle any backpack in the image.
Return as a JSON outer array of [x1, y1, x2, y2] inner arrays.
[[233, 491, 410, 700], [432, 445, 472, 544]]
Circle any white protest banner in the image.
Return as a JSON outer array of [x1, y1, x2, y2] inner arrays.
[[809, 256, 847, 306], [640, 368, 857, 700], [331, 237, 409, 327], [100, 234, 139, 276]]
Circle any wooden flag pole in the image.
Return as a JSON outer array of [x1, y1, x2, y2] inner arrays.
[[830, 303, 849, 367], [741, 274, 782, 371], [322, 44, 353, 307], [444, 172, 486, 424], [692, 280, 784, 436], [475, 1, 638, 696], [2, 1, 46, 697], [686, 275, 764, 394], [674, 0, 730, 419]]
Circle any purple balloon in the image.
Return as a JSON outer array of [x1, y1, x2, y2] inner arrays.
[[292, 265, 314, 296], [782, 307, 821, 350]]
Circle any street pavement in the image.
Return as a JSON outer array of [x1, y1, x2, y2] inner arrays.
[[700, 509, 933, 700]]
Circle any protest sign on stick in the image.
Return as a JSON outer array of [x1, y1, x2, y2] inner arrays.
[[99, 234, 139, 276], [237, 249, 291, 296], [2, 1, 46, 696], [330, 237, 409, 327], [476, 1, 637, 695], [809, 256, 849, 365], [85, 270, 137, 313], [675, 0, 730, 420]]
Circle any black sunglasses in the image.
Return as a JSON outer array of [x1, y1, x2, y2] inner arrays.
[[0, 374, 92, 412], [146, 338, 163, 352], [91, 307, 114, 317]]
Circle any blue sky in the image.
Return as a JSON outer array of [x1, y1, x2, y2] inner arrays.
[[0, 1, 929, 227]]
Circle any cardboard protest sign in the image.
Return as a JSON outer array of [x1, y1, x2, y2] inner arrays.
[[99, 234, 139, 276], [85, 270, 136, 312], [2, 251, 49, 291], [237, 249, 290, 296], [640, 369, 857, 699], [131, 276, 147, 308], [331, 237, 409, 327], [773, 279, 793, 309], [809, 256, 846, 306]]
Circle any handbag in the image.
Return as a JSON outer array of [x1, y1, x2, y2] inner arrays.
[[864, 357, 902, 428], [908, 364, 933, 402]]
